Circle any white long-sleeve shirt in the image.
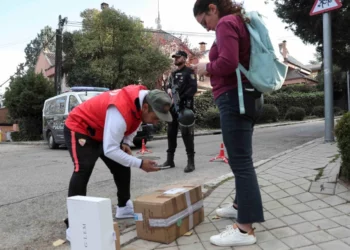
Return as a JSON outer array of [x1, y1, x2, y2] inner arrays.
[[103, 90, 149, 168]]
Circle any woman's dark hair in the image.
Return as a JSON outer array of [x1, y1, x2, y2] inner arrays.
[[193, 0, 245, 18]]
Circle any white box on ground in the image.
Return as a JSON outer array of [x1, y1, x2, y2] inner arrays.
[[67, 196, 116, 250]]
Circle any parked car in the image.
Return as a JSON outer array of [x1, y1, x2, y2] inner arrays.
[[42, 86, 154, 149]]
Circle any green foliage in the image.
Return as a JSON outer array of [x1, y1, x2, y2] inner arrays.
[[273, 0, 350, 70], [201, 107, 221, 128], [272, 84, 318, 95], [194, 91, 216, 126], [312, 106, 324, 118], [257, 104, 279, 123], [62, 7, 171, 89], [265, 92, 324, 117], [335, 112, 350, 180], [4, 70, 55, 140], [285, 107, 306, 121], [334, 106, 345, 116], [24, 26, 56, 69]]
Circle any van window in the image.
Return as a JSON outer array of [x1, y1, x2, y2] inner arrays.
[[78, 92, 102, 102], [69, 95, 79, 112], [44, 96, 67, 115]]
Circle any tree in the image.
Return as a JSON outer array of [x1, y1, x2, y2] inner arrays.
[[62, 7, 171, 90], [24, 26, 56, 69], [4, 70, 55, 140], [272, 0, 350, 70]]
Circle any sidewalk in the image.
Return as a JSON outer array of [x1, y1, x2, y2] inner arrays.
[[122, 138, 350, 250]]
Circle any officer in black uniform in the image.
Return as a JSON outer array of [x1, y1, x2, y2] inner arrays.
[[160, 50, 198, 173]]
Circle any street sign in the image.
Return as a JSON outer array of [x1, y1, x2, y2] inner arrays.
[[310, 0, 342, 16]]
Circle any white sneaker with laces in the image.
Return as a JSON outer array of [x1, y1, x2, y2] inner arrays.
[[66, 228, 71, 242], [116, 200, 134, 219], [210, 224, 256, 247], [216, 204, 238, 218]]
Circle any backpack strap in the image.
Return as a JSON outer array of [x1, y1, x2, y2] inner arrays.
[[236, 67, 245, 115]]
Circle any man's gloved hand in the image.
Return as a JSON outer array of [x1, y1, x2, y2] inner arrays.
[[141, 159, 160, 172]]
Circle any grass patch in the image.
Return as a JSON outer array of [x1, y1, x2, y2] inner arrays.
[[315, 167, 325, 181]]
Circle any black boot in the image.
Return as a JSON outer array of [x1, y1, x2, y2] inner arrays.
[[160, 153, 175, 169], [184, 154, 195, 173]]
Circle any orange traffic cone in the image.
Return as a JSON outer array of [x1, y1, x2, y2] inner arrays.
[[137, 139, 152, 155], [209, 143, 228, 164]]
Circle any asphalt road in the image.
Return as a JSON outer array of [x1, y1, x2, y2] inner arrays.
[[0, 120, 326, 249]]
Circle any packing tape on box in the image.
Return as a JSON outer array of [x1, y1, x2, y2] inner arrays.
[[147, 193, 203, 229]]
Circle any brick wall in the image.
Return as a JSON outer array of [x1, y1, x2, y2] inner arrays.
[[0, 125, 13, 142], [0, 108, 9, 124]]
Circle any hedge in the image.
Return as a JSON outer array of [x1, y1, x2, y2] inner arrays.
[[265, 92, 324, 117], [335, 112, 350, 181]]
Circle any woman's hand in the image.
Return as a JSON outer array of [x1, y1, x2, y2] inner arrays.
[[193, 62, 209, 76]]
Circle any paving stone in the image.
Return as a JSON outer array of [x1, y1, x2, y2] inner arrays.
[[327, 226, 350, 239], [269, 190, 290, 199], [299, 211, 325, 221], [263, 200, 283, 210], [263, 211, 275, 220], [291, 222, 319, 234], [280, 214, 305, 225], [178, 243, 205, 250], [309, 182, 335, 195], [337, 191, 350, 201], [299, 182, 312, 191], [318, 240, 350, 250], [261, 218, 286, 230], [234, 245, 262, 250], [334, 204, 350, 214], [254, 223, 266, 233], [311, 218, 340, 230], [195, 223, 217, 233], [322, 196, 347, 206], [277, 182, 296, 189], [292, 178, 311, 185], [255, 231, 276, 243], [289, 203, 312, 213], [155, 246, 179, 250], [270, 226, 298, 238], [261, 185, 281, 193], [156, 241, 177, 249], [258, 179, 273, 187], [295, 192, 318, 203], [201, 241, 231, 250], [281, 234, 313, 248], [341, 237, 350, 246], [285, 186, 305, 196], [304, 230, 336, 244], [295, 246, 322, 250], [278, 196, 300, 206], [261, 194, 273, 203], [197, 230, 219, 242], [269, 207, 294, 218], [335, 183, 349, 194], [212, 219, 234, 230], [176, 234, 201, 245], [305, 200, 330, 210], [331, 215, 350, 227], [258, 239, 289, 250], [268, 178, 285, 184], [318, 207, 344, 218], [128, 239, 161, 249]]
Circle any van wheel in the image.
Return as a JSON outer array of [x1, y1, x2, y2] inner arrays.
[[48, 131, 59, 149]]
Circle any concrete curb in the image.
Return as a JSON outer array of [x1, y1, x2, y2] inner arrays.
[[119, 137, 324, 247], [0, 117, 338, 146]]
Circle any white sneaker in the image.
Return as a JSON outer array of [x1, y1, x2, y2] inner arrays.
[[216, 204, 238, 218], [116, 200, 134, 219], [66, 228, 71, 242], [210, 224, 256, 247]]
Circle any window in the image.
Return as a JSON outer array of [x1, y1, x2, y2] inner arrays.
[[69, 95, 79, 112], [44, 96, 67, 115]]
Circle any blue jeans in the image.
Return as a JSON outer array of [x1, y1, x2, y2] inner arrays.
[[215, 89, 264, 224]]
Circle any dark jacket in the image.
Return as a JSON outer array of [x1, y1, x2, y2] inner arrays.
[[167, 66, 198, 111]]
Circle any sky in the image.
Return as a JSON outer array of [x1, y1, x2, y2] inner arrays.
[[0, 0, 318, 94]]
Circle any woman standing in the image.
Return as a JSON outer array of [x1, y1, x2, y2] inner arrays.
[[193, 0, 264, 247]]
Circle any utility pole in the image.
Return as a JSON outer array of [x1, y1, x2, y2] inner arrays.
[[54, 15, 67, 95]]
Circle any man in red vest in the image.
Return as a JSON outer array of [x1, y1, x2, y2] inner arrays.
[[63, 84, 172, 236]]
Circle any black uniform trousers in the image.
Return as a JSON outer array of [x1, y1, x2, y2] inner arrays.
[[166, 108, 195, 156]]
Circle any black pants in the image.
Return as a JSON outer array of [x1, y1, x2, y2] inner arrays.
[[64, 125, 131, 207], [166, 109, 195, 155]]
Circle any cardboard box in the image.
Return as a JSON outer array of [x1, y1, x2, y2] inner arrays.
[[133, 185, 204, 244], [67, 196, 119, 250]]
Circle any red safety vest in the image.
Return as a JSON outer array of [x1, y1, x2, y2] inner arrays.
[[65, 84, 148, 141]]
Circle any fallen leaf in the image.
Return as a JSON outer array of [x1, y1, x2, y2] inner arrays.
[[184, 230, 193, 236], [53, 239, 66, 247], [211, 215, 221, 220]]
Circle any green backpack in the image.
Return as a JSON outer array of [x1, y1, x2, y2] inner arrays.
[[236, 11, 288, 114]]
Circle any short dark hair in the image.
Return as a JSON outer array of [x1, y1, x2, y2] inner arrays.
[[193, 0, 245, 18]]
